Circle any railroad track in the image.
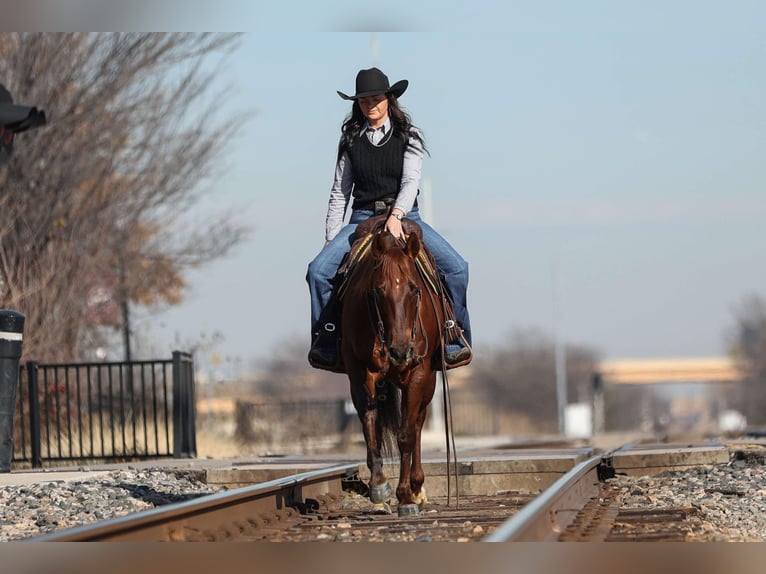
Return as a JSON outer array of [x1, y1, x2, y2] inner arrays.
[[27, 462, 537, 542], [25, 442, 741, 542], [27, 463, 359, 542], [484, 452, 700, 541]]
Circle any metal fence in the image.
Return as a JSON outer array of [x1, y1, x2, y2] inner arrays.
[[13, 351, 196, 467]]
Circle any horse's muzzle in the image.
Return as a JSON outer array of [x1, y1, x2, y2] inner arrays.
[[388, 344, 414, 366]]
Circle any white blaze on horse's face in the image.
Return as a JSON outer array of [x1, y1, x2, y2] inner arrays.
[[369, 232, 425, 367], [376, 276, 422, 367]]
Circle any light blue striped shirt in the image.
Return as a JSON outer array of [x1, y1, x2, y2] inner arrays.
[[325, 116, 424, 241]]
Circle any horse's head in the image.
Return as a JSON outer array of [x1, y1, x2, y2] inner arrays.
[[370, 231, 424, 368]]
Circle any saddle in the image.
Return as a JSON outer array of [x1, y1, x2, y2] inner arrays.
[[335, 215, 467, 365], [338, 216, 435, 293]]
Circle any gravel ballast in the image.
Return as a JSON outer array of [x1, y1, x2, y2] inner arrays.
[[0, 469, 225, 542], [2, 453, 766, 542], [605, 452, 766, 542]]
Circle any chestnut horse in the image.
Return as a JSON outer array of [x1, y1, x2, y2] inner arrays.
[[341, 221, 445, 516]]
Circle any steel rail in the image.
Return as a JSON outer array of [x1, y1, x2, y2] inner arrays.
[[26, 463, 360, 542], [482, 453, 604, 542]]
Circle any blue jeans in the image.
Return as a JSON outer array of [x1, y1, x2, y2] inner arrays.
[[306, 208, 472, 346]]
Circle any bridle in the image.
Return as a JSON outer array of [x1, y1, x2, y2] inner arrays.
[[368, 260, 428, 364]]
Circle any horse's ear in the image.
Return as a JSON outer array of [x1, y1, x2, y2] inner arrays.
[[405, 232, 420, 259], [372, 231, 386, 257]]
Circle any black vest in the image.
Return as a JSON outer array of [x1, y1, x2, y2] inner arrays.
[[349, 129, 418, 211]]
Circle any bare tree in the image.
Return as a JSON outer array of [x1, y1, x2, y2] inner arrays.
[[255, 337, 349, 400], [0, 33, 250, 361], [469, 327, 601, 431]]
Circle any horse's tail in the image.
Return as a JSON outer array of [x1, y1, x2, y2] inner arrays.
[[377, 381, 401, 457]]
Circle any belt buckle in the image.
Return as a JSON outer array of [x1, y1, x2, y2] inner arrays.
[[374, 200, 387, 215]]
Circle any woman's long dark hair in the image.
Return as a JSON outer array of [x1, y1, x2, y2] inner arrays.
[[337, 94, 428, 162]]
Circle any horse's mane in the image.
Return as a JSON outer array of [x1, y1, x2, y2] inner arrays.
[[346, 233, 415, 301]]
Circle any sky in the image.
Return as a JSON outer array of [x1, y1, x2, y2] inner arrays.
[[82, 3, 766, 375]]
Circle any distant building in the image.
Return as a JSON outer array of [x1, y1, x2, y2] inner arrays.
[[599, 356, 740, 385], [595, 356, 744, 436]]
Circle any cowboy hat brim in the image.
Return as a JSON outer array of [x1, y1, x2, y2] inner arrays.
[[337, 79, 409, 101]]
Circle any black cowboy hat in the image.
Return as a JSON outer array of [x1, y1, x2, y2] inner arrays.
[[337, 67, 408, 101], [0, 84, 46, 133]]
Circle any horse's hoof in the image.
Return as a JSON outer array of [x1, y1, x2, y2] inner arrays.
[[398, 504, 421, 517], [369, 482, 393, 503], [370, 502, 392, 515], [412, 488, 428, 509]]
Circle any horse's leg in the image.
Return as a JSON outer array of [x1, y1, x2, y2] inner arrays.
[[350, 366, 391, 504], [395, 388, 415, 508], [396, 374, 435, 515], [410, 369, 436, 509], [409, 400, 430, 508]]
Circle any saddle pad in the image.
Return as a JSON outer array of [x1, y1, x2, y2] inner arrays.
[[336, 219, 441, 300]]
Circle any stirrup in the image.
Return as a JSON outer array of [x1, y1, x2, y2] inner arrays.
[[445, 346, 472, 365], [434, 330, 473, 371], [308, 324, 345, 373]]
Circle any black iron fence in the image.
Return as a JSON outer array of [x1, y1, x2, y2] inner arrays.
[[13, 351, 196, 468]]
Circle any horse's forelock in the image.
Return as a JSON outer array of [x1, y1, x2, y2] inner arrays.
[[349, 231, 419, 300], [373, 231, 401, 253], [377, 245, 418, 289]]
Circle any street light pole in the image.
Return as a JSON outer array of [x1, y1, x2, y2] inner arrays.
[[552, 260, 567, 435]]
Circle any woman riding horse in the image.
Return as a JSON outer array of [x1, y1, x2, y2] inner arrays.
[[306, 67, 472, 372]]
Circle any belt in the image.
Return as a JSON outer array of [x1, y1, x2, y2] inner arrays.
[[353, 196, 395, 214], [373, 198, 395, 215]]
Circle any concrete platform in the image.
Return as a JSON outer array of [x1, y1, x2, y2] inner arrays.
[[0, 433, 534, 490], [3, 434, 755, 493], [609, 441, 731, 476], [0, 445, 595, 496], [201, 446, 600, 495]]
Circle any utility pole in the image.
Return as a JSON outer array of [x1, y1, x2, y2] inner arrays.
[[422, 178, 446, 436], [370, 33, 380, 67], [552, 260, 567, 435], [366, 33, 446, 434]]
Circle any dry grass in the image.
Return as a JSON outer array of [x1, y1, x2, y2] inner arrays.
[[195, 424, 248, 458], [194, 416, 366, 459]]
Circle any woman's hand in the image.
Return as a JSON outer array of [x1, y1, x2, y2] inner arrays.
[[385, 211, 404, 239]]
